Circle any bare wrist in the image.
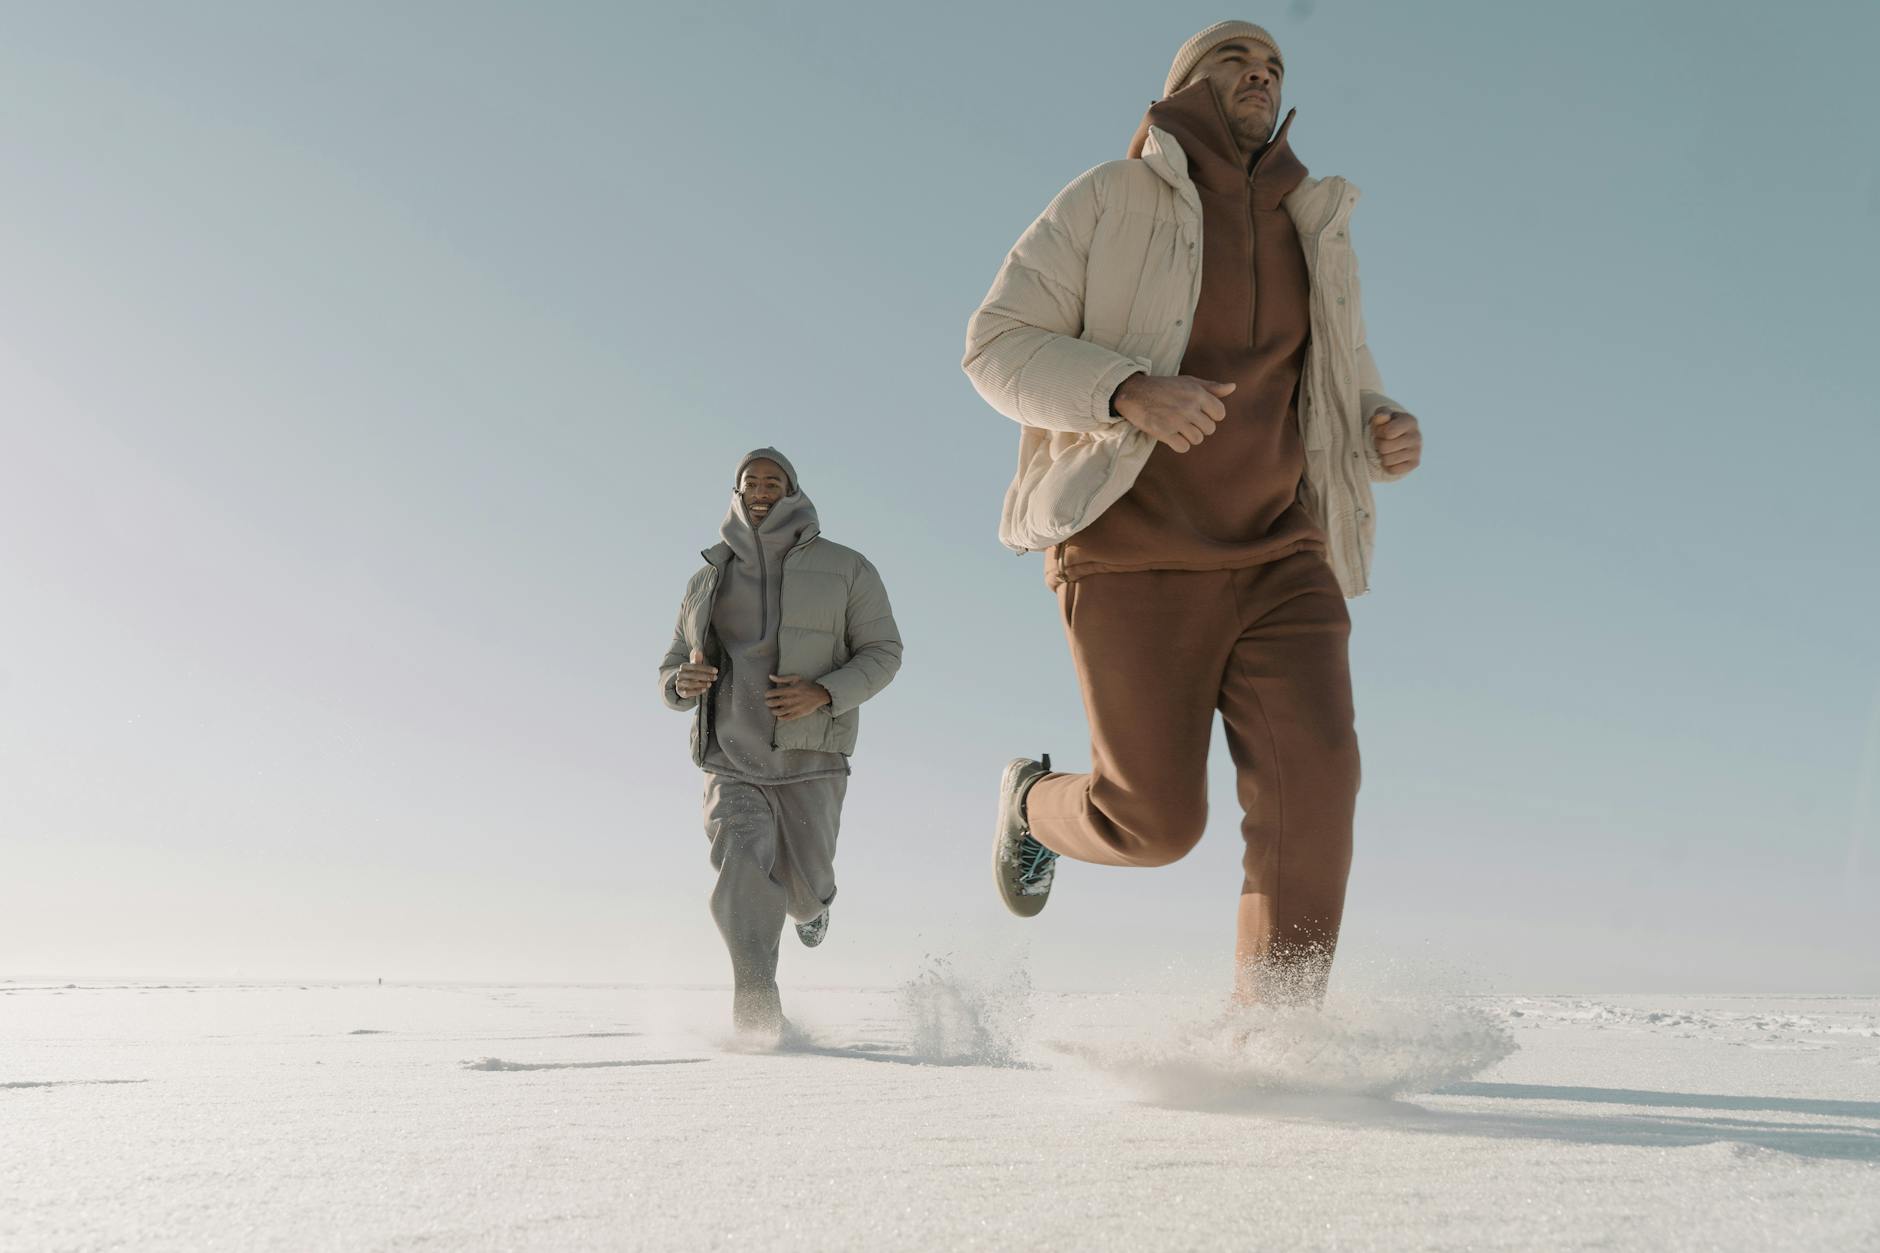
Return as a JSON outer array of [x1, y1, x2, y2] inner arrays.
[[1109, 372, 1145, 419]]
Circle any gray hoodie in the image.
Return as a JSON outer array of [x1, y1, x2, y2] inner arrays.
[[699, 452, 850, 785]]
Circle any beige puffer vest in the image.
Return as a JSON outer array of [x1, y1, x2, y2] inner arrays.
[[961, 124, 1408, 596]]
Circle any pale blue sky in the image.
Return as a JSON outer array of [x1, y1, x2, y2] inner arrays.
[[3, 1, 1875, 992]]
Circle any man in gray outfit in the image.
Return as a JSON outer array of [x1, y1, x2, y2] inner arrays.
[[659, 449, 902, 1037]]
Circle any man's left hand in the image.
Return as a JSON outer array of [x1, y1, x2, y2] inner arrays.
[[766, 674, 832, 722], [1371, 409, 1423, 476]]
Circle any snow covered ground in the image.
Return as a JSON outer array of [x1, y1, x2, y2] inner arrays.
[[4, 975, 1878, 1251]]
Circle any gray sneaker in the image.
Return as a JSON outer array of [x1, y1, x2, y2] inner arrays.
[[795, 910, 829, 948], [994, 754, 1059, 917]]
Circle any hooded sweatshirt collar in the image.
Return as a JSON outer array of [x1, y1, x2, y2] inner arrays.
[[719, 445, 819, 566], [707, 446, 818, 565], [720, 488, 819, 561], [1127, 81, 1306, 210]]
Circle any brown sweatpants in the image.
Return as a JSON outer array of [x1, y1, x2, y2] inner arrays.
[[1026, 550, 1360, 1002]]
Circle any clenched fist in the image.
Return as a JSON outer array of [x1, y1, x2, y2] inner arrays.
[[765, 674, 831, 722], [1111, 373, 1238, 454], [1371, 409, 1423, 476], [673, 648, 719, 700]]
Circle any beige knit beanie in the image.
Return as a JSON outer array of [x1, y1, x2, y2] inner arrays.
[[1163, 20, 1284, 98]]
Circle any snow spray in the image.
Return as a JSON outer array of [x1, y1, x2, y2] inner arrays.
[[1054, 957, 1517, 1106], [897, 955, 1034, 1067]]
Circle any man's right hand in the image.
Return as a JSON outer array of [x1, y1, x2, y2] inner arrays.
[[1111, 373, 1237, 453], [673, 648, 719, 700]]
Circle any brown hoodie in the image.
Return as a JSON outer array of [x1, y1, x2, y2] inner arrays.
[[1047, 81, 1323, 587]]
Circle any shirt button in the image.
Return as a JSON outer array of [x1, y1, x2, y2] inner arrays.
[[1336, 296, 1346, 305]]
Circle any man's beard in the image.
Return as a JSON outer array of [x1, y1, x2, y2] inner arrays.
[[1232, 115, 1274, 152]]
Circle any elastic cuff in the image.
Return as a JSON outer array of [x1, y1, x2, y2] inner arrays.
[[1089, 357, 1152, 426]]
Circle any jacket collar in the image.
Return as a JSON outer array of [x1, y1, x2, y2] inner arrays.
[[700, 531, 819, 569], [1137, 123, 1356, 237], [1133, 84, 1305, 206]]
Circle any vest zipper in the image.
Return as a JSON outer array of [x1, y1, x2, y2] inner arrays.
[[755, 526, 778, 750], [754, 529, 768, 647]]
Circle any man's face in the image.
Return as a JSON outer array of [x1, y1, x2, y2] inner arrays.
[[738, 458, 789, 524], [1189, 40, 1284, 153]]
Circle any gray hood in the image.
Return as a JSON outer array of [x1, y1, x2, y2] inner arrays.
[[724, 447, 816, 554], [720, 486, 819, 561]]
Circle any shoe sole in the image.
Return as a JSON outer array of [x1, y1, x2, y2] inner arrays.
[[995, 757, 1050, 918]]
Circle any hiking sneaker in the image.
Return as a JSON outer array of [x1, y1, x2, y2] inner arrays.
[[994, 754, 1059, 917], [795, 910, 830, 949]]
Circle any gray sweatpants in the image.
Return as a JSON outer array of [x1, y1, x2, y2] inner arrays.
[[702, 773, 846, 1023]]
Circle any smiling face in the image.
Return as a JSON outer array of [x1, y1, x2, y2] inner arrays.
[[1187, 39, 1285, 154], [737, 458, 789, 525]]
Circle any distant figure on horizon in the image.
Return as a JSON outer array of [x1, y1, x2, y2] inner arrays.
[[962, 21, 1425, 1007], [658, 449, 903, 1039]]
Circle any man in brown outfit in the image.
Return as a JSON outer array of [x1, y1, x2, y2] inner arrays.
[[965, 21, 1424, 1006]]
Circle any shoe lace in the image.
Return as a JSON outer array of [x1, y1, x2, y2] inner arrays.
[[1015, 834, 1058, 893]]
